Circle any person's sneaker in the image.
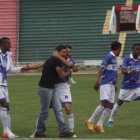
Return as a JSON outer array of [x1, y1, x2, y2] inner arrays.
[[3, 131, 19, 138], [70, 132, 77, 138], [94, 125, 105, 133], [30, 132, 35, 138], [107, 121, 114, 128], [59, 131, 76, 137], [85, 120, 95, 133], [30, 132, 46, 138]]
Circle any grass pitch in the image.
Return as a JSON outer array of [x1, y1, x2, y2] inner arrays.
[[0, 74, 139, 139]]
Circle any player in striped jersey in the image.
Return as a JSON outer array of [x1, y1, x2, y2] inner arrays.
[[108, 43, 140, 128], [85, 41, 122, 133]]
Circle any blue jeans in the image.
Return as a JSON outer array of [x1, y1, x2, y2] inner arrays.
[[36, 86, 67, 135]]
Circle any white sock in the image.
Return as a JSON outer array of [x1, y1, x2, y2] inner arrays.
[[88, 105, 105, 122], [97, 108, 111, 127], [0, 107, 9, 133], [67, 114, 74, 132], [7, 111, 11, 129], [108, 103, 120, 122]]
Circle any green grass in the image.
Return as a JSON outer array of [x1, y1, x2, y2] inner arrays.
[[0, 74, 140, 139]]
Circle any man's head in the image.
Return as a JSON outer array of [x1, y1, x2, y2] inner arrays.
[[0, 37, 11, 52], [55, 45, 67, 58], [65, 45, 72, 58], [132, 43, 140, 57], [111, 41, 122, 56]]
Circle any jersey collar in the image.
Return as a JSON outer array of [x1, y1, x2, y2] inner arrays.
[[130, 53, 140, 60], [110, 51, 115, 57]]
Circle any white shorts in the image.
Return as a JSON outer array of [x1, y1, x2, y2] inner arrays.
[[0, 86, 9, 103], [100, 84, 115, 104], [55, 83, 72, 104], [118, 88, 140, 102]]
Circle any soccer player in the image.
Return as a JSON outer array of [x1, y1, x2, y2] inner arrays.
[[0, 37, 28, 138], [85, 41, 122, 133], [55, 45, 78, 137], [65, 45, 77, 84], [31, 45, 75, 138], [107, 43, 140, 128]]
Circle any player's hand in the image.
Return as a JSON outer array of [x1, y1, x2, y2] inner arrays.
[[20, 65, 30, 72], [130, 70, 138, 75], [94, 82, 100, 91]]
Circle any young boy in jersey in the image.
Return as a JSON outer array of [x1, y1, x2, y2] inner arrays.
[[107, 43, 140, 128], [0, 37, 28, 138], [85, 41, 122, 133], [55, 45, 78, 137]]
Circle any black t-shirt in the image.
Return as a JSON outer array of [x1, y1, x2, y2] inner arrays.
[[39, 56, 63, 88]]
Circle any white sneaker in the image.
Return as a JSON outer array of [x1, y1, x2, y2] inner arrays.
[[3, 131, 19, 138], [30, 132, 35, 138], [71, 80, 77, 84]]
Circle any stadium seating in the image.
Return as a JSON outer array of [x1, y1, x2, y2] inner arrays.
[[19, 0, 138, 62]]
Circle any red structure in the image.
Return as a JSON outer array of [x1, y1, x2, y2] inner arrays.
[[0, 0, 18, 62]]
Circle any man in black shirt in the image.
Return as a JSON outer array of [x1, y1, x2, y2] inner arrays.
[[33, 45, 72, 138]]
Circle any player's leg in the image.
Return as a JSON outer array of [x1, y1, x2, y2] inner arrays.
[[0, 87, 18, 138], [94, 84, 115, 133], [108, 88, 132, 127], [64, 103, 75, 132], [57, 83, 76, 137], [0, 99, 9, 134], [85, 85, 109, 133], [107, 100, 123, 127]]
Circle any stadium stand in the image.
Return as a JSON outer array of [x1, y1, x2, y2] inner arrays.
[[19, 0, 127, 62]]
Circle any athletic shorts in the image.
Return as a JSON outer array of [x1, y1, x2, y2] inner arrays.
[[55, 83, 72, 104], [100, 84, 115, 104], [0, 86, 9, 103], [118, 88, 140, 102]]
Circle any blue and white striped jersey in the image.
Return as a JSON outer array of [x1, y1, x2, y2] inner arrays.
[[0, 50, 21, 86], [100, 52, 118, 85]]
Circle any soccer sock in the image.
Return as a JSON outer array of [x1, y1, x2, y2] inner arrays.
[[7, 111, 11, 129], [67, 114, 74, 132], [97, 108, 111, 127], [0, 107, 9, 133], [88, 105, 105, 122], [108, 103, 120, 122]]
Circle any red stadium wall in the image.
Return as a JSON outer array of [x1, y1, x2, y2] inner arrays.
[[0, 0, 18, 62]]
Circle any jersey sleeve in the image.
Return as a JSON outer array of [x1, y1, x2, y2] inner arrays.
[[69, 59, 75, 65], [121, 57, 128, 68], [100, 55, 110, 68]]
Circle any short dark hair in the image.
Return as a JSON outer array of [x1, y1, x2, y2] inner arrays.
[[132, 43, 140, 50], [111, 41, 122, 50], [55, 45, 66, 52], [0, 37, 9, 46], [65, 45, 72, 49]]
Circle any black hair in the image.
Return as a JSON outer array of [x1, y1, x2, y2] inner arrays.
[[0, 37, 9, 46], [55, 45, 66, 52], [65, 45, 72, 49], [132, 43, 140, 50], [111, 41, 122, 50]]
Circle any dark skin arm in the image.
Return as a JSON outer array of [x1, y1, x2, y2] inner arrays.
[[56, 66, 71, 79], [121, 67, 138, 74], [94, 67, 104, 91]]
